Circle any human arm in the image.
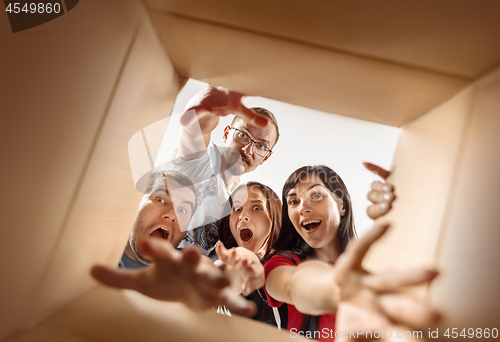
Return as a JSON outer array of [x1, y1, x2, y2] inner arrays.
[[333, 224, 440, 341], [91, 238, 256, 316], [215, 242, 265, 296], [176, 85, 268, 162], [265, 258, 340, 315], [364, 162, 396, 219], [265, 225, 439, 336]]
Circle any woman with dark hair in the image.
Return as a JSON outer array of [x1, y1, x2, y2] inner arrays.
[[262, 165, 439, 341], [271, 165, 356, 262]]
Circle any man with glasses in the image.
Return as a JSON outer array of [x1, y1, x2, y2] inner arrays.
[[170, 85, 279, 258]]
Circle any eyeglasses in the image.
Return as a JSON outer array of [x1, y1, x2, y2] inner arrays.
[[230, 127, 272, 157]]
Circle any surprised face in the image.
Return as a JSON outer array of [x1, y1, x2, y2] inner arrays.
[[128, 178, 196, 264], [286, 174, 345, 251], [229, 186, 273, 256]]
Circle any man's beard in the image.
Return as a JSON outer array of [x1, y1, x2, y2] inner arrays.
[[133, 243, 152, 264], [225, 150, 249, 176], [129, 233, 151, 265]]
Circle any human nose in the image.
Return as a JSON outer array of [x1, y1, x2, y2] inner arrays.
[[162, 205, 176, 221], [241, 141, 253, 154], [298, 198, 312, 215], [238, 208, 250, 221]]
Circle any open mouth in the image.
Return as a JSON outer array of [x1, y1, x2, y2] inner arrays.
[[301, 220, 321, 231], [150, 227, 170, 240], [239, 227, 254, 242]]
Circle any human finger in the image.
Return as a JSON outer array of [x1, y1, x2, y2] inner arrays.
[[142, 238, 182, 268], [193, 252, 232, 289], [220, 247, 239, 268], [181, 247, 202, 269], [220, 289, 257, 317], [241, 258, 256, 273], [363, 269, 438, 293], [343, 224, 390, 269], [363, 162, 391, 180], [197, 270, 231, 292], [242, 282, 251, 297], [367, 189, 395, 204], [91, 265, 141, 291], [215, 242, 231, 263], [367, 201, 392, 220], [371, 180, 394, 193], [379, 294, 441, 329], [180, 85, 224, 125], [236, 103, 269, 127], [237, 259, 258, 279], [225, 90, 268, 127], [230, 249, 241, 264]]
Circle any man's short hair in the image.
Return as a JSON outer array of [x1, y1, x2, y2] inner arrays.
[[145, 170, 198, 213], [231, 107, 280, 147]]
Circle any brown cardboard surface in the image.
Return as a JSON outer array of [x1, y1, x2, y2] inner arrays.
[[145, 0, 500, 79], [0, 0, 143, 338], [29, 12, 181, 331], [364, 86, 471, 272], [364, 66, 500, 332], [430, 67, 500, 333], [8, 287, 295, 342], [0, 0, 181, 339], [147, 11, 470, 127]]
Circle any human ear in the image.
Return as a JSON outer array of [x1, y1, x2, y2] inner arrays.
[[261, 151, 273, 164], [223, 125, 230, 143], [338, 199, 346, 217]]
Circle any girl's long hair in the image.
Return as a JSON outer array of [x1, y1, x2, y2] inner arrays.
[[266, 165, 357, 333]]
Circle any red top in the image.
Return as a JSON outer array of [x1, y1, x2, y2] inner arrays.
[[263, 253, 336, 341]]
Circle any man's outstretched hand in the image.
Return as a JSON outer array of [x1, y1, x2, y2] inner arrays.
[[91, 239, 256, 317], [180, 85, 268, 132], [364, 162, 396, 220]]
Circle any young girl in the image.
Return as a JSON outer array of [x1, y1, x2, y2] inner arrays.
[[215, 182, 286, 325], [263, 165, 438, 341], [218, 182, 281, 258]]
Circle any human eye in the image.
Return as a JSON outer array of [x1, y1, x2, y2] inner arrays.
[[177, 207, 187, 214], [288, 198, 299, 206], [237, 131, 248, 139], [255, 143, 267, 151], [156, 197, 166, 204], [233, 206, 242, 212], [253, 205, 263, 211], [311, 192, 323, 200]]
